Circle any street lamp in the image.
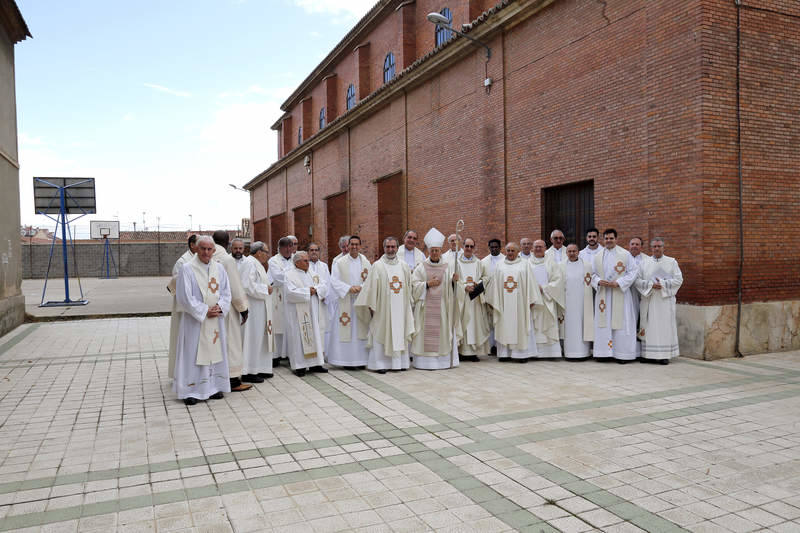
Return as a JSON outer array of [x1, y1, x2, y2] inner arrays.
[[188, 214, 192, 231], [427, 12, 493, 93], [229, 183, 247, 192]]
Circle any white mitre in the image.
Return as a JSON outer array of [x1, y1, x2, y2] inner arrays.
[[424, 228, 445, 249]]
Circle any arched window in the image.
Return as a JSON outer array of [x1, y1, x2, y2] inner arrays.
[[435, 8, 453, 47], [319, 107, 326, 129], [298, 126, 302, 145], [346, 84, 356, 110], [383, 53, 396, 84]]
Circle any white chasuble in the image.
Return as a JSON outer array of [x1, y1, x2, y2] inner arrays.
[[636, 255, 683, 360], [212, 245, 248, 378], [309, 260, 331, 334], [402, 246, 426, 271], [561, 260, 594, 359], [240, 256, 274, 375], [167, 249, 194, 379], [486, 258, 542, 359], [173, 257, 231, 400], [326, 253, 371, 367], [455, 256, 491, 355], [355, 255, 414, 370], [410, 260, 459, 369], [284, 267, 327, 369], [591, 246, 640, 360], [545, 246, 567, 264], [268, 253, 292, 357], [531, 257, 565, 357]]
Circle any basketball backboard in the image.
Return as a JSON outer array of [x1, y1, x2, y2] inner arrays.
[[90, 220, 120, 239]]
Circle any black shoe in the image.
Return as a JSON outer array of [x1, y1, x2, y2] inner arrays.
[[309, 366, 328, 373], [616, 359, 633, 364], [377, 369, 387, 374], [639, 358, 648, 363], [294, 368, 307, 377], [400, 368, 408, 371], [358, 365, 366, 370], [183, 398, 198, 406], [209, 392, 224, 400], [659, 359, 669, 365], [230, 377, 242, 389], [515, 358, 528, 363], [273, 358, 281, 367], [490, 346, 497, 356], [257, 373, 274, 379], [498, 357, 511, 362], [242, 374, 265, 383]]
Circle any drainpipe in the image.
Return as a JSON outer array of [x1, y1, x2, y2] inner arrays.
[[733, 0, 744, 358]]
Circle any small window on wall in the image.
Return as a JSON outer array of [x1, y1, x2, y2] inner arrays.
[[346, 84, 356, 110], [435, 8, 453, 47], [319, 107, 326, 129], [298, 126, 302, 145], [383, 53, 396, 84]]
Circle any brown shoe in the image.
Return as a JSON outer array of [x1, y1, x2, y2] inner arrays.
[[231, 383, 252, 392]]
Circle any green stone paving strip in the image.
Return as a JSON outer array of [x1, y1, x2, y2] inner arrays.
[[0, 353, 169, 370], [0, 453, 418, 532], [681, 357, 800, 380], [0, 324, 40, 356], [728, 357, 800, 374], [338, 372, 693, 532]]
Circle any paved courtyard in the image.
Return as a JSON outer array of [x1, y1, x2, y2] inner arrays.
[[1, 318, 800, 532]]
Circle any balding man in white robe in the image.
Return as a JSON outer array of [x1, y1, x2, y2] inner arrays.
[[327, 236, 371, 369], [545, 229, 567, 264], [174, 236, 231, 405], [455, 238, 490, 361], [636, 238, 683, 364], [239, 241, 275, 382], [530, 240, 564, 357], [167, 234, 197, 379], [284, 251, 329, 376], [268, 237, 294, 366], [559, 244, 593, 360]]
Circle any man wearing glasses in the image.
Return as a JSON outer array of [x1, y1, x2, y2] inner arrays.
[[545, 229, 567, 264], [454, 238, 490, 361]]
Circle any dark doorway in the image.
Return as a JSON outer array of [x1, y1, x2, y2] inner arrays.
[[542, 180, 594, 247], [293, 204, 313, 251], [252, 218, 267, 246], [270, 212, 287, 257], [326, 192, 348, 263], [377, 173, 403, 253]]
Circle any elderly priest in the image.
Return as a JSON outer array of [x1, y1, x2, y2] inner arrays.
[[455, 237, 490, 361], [174, 236, 231, 405], [486, 242, 543, 361], [531, 240, 565, 357], [355, 236, 415, 374], [410, 228, 459, 370], [635, 238, 683, 364], [283, 251, 329, 377], [239, 241, 275, 381], [559, 243, 593, 360]]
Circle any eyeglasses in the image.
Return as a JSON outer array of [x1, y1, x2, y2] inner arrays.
[[463, 245, 474, 248], [552, 236, 564, 240]]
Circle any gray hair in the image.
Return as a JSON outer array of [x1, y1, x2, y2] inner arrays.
[[338, 235, 351, 247], [550, 228, 564, 239], [651, 237, 665, 246], [287, 234, 298, 243], [383, 236, 399, 247], [197, 235, 214, 246], [292, 251, 309, 264], [250, 241, 266, 254], [231, 238, 244, 246]]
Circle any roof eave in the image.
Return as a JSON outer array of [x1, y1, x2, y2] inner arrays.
[[0, 0, 32, 43]]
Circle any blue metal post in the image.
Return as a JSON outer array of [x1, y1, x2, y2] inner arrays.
[[59, 188, 71, 302]]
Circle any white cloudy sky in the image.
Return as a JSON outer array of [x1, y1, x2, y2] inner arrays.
[[15, 0, 374, 236]]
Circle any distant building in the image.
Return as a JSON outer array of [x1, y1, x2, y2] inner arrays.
[[0, 0, 30, 337], [244, 0, 800, 359]]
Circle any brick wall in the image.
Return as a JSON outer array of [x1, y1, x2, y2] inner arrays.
[[22, 243, 187, 279], [249, 0, 800, 307]]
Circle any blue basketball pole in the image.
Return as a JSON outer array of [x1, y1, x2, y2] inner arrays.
[[59, 187, 71, 302]]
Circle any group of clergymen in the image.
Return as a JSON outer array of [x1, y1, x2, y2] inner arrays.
[[166, 226, 682, 405]]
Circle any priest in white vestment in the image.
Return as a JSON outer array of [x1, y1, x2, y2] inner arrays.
[[486, 242, 543, 361], [441, 233, 459, 267], [355, 236, 415, 373], [326, 236, 371, 369], [284, 251, 329, 376], [411, 228, 459, 370], [239, 241, 275, 381], [308, 243, 331, 343], [268, 237, 294, 364], [530, 240, 565, 357], [545, 229, 567, 264], [231, 238, 246, 268], [174, 236, 231, 405], [212, 231, 251, 391], [455, 238, 490, 361], [519, 238, 533, 261], [401, 230, 426, 271], [629, 237, 649, 356], [481, 238, 505, 353], [590, 229, 640, 362], [560, 244, 593, 359], [635, 238, 683, 363], [579, 228, 602, 264], [167, 235, 197, 379], [331, 235, 350, 267]]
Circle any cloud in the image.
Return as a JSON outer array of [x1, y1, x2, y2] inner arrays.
[[290, 0, 374, 19], [143, 83, 192, 98]]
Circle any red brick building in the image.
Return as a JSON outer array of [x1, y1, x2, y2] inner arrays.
[[244, 0, 800, 358]]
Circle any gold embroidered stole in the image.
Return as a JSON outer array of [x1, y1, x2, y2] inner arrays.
[[422, 261, 448, 353], [594, 247, 626, 330], [188, 256, 223, 366]]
